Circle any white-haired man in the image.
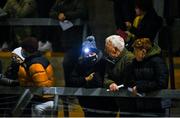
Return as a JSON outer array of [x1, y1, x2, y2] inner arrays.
[[102, 35, 134, 116], [104, 35, 134, 91]]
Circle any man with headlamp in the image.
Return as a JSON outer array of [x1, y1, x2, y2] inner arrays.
[[78, 36, 100, 69], [70, 35, 104, 87], [65, 36, 118, 117]]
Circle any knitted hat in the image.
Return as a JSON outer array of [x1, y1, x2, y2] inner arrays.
[[12, 47, 25, 61], [132, 38, 152, 50], [105, 35, 125, 52], [21, 37, 38, 53], [82, 36, 97, 53]]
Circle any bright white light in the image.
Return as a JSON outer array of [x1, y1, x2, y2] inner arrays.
[[84, 48, 90, 53]]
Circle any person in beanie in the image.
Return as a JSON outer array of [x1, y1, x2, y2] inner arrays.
[[64, 36, 116, 117], [0, 47, 24, 116], [0, 47, 24, 87], [68, 36, 104, 87], [4, 47, 24, 81], [17, 37, 55, 117], [0, 47, 25, 117]]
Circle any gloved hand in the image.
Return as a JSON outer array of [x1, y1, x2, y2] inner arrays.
[[85, 72, 95, 81]]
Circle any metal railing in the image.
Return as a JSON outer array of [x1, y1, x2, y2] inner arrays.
[[0, 86, 180, 117], [0, 18, 86, 26]]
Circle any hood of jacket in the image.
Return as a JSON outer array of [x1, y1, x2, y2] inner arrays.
[[145, 43, 161, 59]]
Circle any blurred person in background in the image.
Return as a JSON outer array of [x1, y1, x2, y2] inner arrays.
[[36, 0, 56, 52], [49, 0, 88, 52], [0, 1, 9, 51], [0, 0, 6, 8], [111, 0, 135, 31], [2, 0, 37, 50], [124, 0, 163, 50]]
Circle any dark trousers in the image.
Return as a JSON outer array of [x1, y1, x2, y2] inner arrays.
[[63, 47, 81, 87], [50, 26, 83, 52]]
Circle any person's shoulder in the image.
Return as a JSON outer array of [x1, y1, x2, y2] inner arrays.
[[149, 55, 164, 63], [125, 50, 135, 59]]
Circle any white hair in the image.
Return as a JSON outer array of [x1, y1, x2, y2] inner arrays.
[[105, 35, 125, 52]]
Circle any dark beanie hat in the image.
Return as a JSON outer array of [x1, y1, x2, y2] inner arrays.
[[82, 36, 97, 52], [21, 37, 38, 53]]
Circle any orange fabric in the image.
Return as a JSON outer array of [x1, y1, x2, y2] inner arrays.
[[18, 63, 54, 87]]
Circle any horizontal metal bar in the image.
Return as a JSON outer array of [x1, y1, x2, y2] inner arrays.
[[43, 87, 180, 99], [0, 86, 43, 95], [0, 18, 59, 26], [0, 18, 85, 26], [1, 86, 180, 99]]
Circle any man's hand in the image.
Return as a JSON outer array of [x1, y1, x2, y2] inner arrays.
[[131, 86, 137, 96], [85, 72, 95, 81], [58, 13, 66, 21], [109, 83, 119, 92], [125, 21, 132, 30]]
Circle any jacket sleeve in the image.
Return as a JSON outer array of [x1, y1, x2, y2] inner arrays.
[[49, 2, 59, 19], [67, 67, 87, 87], [104, 52, 134, 88], [136, 57, 169, 92], [104, 75, 115, 89], [124, 64, 136, 88], [0, 77, 19, 86], [0, 74, 19, 86], [64, 0, 87, 20], [14, 0, 36, 18], [153, 57, 169, 89], [29, 63, 53, 87], [3, 0, 15, 13]]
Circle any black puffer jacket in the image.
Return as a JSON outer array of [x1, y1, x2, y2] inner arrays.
[[70, 50, 105, 88], [69, 50, 119, 116], [125, 44, 169, 93]]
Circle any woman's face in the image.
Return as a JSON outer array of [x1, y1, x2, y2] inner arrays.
[[134, 48, 146, 61], [105, 41, 120, 58], [135, 7, 143, 16]]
